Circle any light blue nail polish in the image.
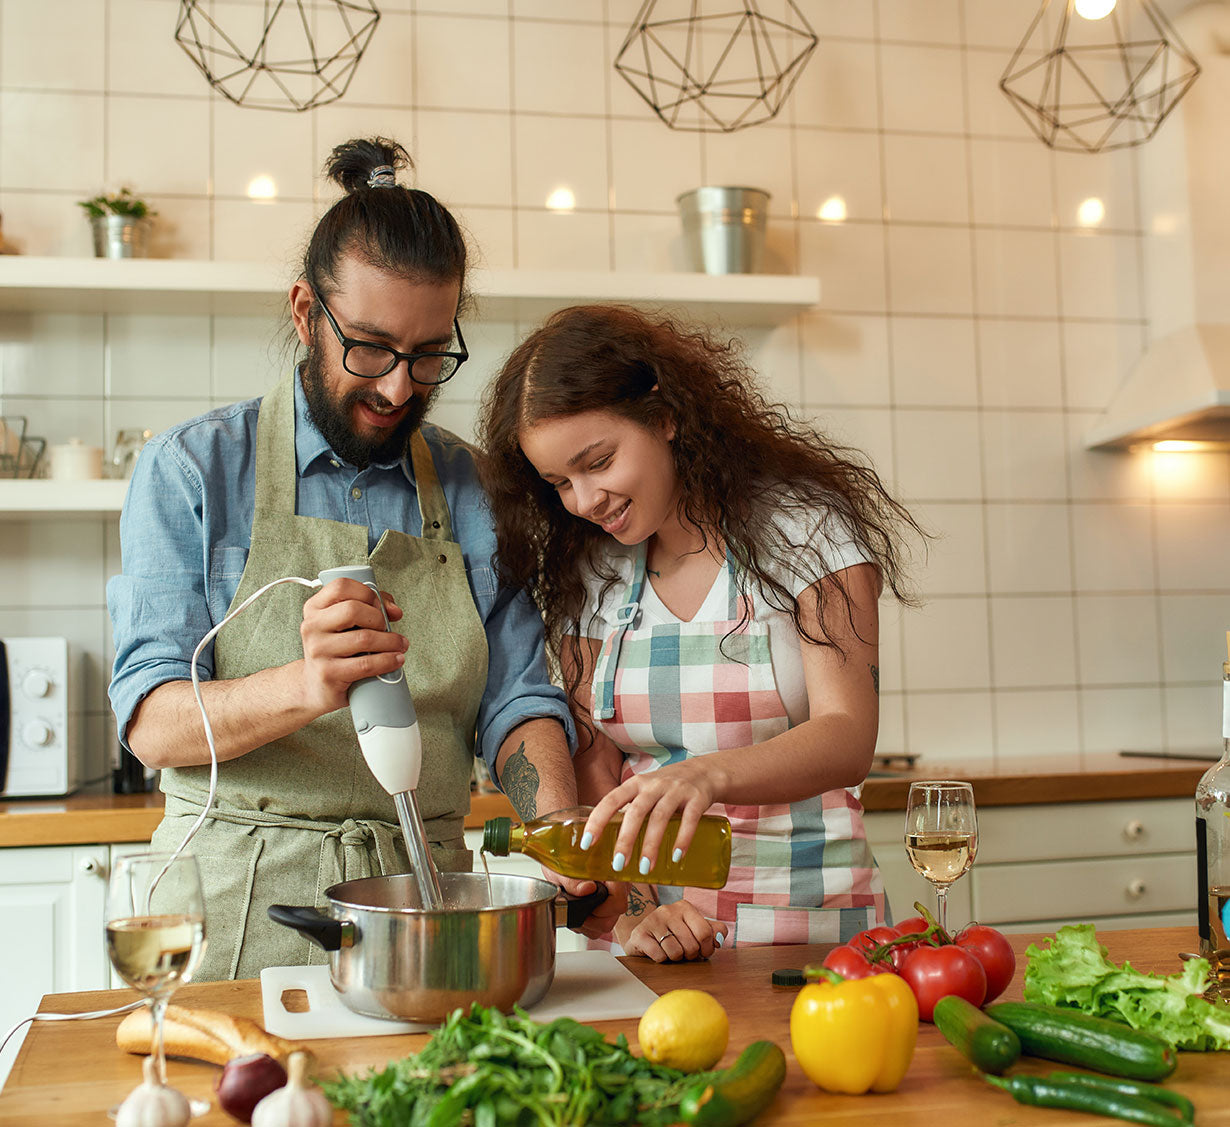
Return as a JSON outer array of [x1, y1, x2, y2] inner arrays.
[[715, 932, 724, 947], [672, 847, 683, 863], [639, 856, 651, 875], [612, 852, 626, 872], [579, 832, 593, 851]]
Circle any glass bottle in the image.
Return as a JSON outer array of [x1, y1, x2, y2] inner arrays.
[[1195, 636, 1230, 1000], [482, 805, 732, 889]]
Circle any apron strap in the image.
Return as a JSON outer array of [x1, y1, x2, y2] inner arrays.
[[409, 430, 453, 542], [592, 543, 648, 721], [253, 372, 298, 517]]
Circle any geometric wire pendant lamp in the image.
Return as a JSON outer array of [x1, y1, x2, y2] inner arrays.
[[174, 0, 381, 113], [1000, 0, 1200, 153], [614, 0, 818, 132]]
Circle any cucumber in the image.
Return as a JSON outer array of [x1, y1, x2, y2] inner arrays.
[[933, 995, 1021, 1074], [679, 1041, 787, 1127], [986, 1002, 1177, 1081]]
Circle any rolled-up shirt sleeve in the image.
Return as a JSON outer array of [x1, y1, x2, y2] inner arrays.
[[107, 437, 213, 752], [474, 583, 577, 782]]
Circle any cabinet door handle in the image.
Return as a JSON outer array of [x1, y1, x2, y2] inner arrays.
[[1126, 878, 1147, 900], [1123, 820, 1145, 842], [80, 856, 108, 879]]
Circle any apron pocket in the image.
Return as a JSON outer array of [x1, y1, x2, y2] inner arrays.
[[733, 903, 876, 948]]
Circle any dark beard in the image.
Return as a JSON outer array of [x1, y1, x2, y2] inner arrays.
[[300, 345, 438, 470]]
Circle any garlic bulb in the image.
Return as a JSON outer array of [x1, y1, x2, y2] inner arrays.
[[250, 1052, 330, 1127], [115, 1056, 191, 1127]]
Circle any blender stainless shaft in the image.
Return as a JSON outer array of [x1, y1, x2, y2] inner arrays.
[[394, 790, 444, 908]]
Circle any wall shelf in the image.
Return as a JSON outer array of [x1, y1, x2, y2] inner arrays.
[[0, 480, 128, 518], [0, 256, 820, 324]]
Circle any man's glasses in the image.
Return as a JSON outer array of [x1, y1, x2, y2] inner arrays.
[[314, 290, 468, 385]]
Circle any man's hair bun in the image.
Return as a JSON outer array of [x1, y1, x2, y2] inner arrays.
[[324, 137, 413, 194]]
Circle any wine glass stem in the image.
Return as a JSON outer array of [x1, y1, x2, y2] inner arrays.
[[935, 884, 949, 933], [150, 995, 169, 1085]]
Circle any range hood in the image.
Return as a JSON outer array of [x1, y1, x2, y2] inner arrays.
[[1086, 1, 1230, 451]]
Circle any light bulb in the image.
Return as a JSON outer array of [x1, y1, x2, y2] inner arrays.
[[1075, 0, 1116, 20], [1077, 197, 1105, 227], [817, 196, 847, 223], [246, 175, 277, 201]]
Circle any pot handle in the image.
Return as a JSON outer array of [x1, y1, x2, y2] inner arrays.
[[267, 905, 354, 951], [557, 884, 610, 930]]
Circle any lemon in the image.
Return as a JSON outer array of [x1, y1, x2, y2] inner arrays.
[[637, 989, 730, 1072]]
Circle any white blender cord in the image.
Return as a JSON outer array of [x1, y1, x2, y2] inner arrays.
[[1, 574, 323, 1053]]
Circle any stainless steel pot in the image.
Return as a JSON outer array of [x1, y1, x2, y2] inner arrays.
[[269, 871, 605, 1023]]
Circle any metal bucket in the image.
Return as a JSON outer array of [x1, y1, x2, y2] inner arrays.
[[269, 871, 605, 1023], [90, 214, 148, 259], [677, 185, 770, 275]]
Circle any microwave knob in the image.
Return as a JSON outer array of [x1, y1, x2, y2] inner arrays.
[[21, 720, 54, 748], [22, 670, 53, 699]]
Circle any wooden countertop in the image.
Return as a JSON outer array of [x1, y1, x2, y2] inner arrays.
[[1, 927, 1224, 1125], [0, 752, 1212, 849]]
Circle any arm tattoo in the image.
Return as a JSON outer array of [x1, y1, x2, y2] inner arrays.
[[500, 741, 540, 818], [626, 886, 650, 918], [869, 664, 879, 695]]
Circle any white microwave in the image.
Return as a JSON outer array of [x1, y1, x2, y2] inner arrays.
[[0, 636, 75, 797]]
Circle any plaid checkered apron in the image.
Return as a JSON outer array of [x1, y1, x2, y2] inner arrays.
[[591, 543, 885, 948]]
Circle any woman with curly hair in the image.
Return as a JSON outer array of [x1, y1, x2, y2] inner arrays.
[[479, 304, 922, 961]]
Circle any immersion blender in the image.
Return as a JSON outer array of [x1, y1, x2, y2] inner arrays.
[[318, 564, 444, 910]]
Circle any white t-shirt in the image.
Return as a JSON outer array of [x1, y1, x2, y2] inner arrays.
[[579, 504, 872, 726]]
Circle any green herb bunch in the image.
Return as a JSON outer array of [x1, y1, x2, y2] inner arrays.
[[77, 187, 155, 220], [323, 1004, 709, 1127]]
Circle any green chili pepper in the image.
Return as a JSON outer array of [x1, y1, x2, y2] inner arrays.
[[983, 1072, 1188, 1127], [1042, 1071, 1194, 1123]]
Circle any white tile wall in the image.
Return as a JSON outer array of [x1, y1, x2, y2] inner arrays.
[[1, 0, 1226, 783]]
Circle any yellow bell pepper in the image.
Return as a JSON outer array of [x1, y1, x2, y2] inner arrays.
[[789, 969, 918, 1094]]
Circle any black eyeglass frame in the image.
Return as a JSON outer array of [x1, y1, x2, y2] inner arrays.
[[313, 289, 468, 385]]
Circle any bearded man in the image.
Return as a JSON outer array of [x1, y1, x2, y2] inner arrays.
[[107, 138, 621, 979]]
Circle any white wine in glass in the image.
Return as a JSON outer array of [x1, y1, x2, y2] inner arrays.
[[904, 781, 977, 933], [106, 852, 206, 1098]]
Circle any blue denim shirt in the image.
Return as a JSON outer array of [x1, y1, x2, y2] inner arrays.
[[106, 374, 575, 776]]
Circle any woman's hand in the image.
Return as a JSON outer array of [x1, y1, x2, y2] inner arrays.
[[619, 899, 727, 963], [581, 759, 720, 877]]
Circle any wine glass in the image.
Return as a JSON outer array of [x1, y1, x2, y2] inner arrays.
[[106, 852, 207, 1097], [904, 781, 977, 933]]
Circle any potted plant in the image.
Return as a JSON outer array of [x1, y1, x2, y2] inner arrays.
[[78, 187, 156, 259]]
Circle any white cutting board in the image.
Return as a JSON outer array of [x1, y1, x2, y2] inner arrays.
[[260, 950, 660, 1040]]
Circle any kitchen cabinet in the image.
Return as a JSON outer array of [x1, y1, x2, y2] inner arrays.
[[0, 843, 113, 1087], [865, 796, 1196, 933]]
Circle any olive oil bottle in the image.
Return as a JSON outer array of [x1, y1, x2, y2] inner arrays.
[[482, 805, 732, 888], [1196, 633, 1230, 1000]]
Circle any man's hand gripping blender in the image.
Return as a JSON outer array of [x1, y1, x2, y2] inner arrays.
[[318, 564, 445, 910]]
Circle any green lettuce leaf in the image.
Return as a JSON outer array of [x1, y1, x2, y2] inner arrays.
[[1023, 924, 1230, 1051]]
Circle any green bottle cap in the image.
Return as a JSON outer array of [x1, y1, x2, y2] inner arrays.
[[771, 968, 805, 987], [482, 817, 512, 856]]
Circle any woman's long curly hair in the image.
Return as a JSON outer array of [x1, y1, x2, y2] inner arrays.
[[478, 305, 924, 724]]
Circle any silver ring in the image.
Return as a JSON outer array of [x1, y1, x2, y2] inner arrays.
[[655, 934, 671, 944]]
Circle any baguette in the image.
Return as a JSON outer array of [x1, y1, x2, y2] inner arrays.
[[116, 1005, 306, 1066]]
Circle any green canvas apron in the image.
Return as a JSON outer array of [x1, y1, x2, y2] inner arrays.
[[150, 372, 488, 980]]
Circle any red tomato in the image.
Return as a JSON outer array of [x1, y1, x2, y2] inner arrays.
[[899, 945, 987, 1021], [894, 916, 930, 937], [954, 924, 1016, 1003], [848, 925, 900, 955], [821, 943, 890, 980]]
